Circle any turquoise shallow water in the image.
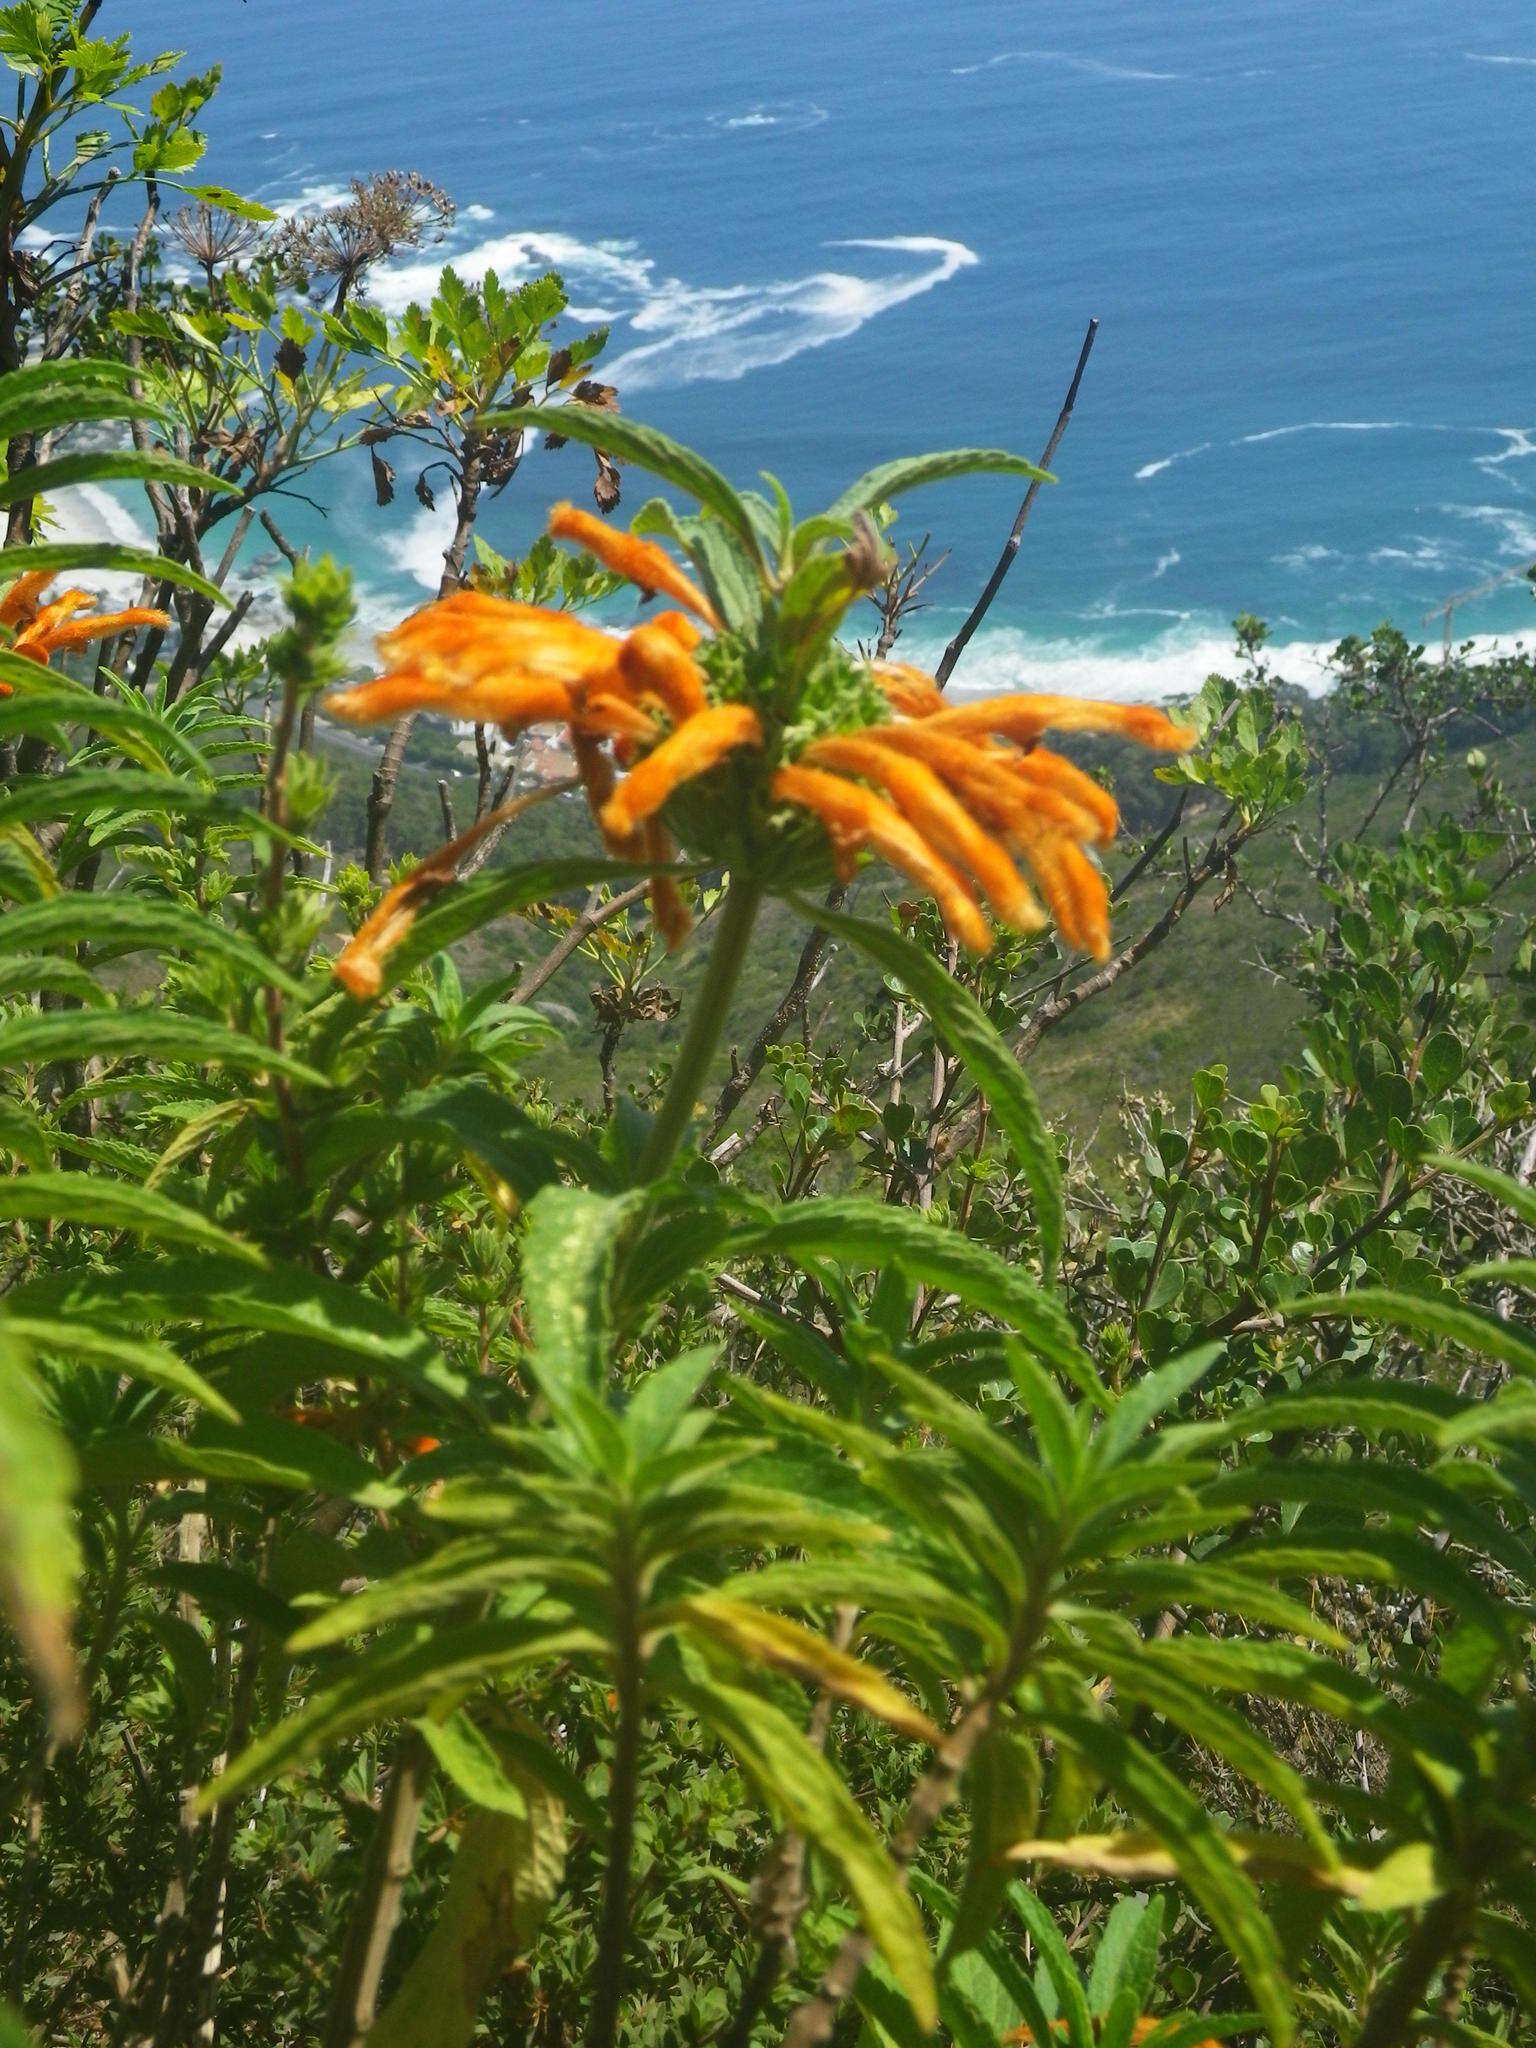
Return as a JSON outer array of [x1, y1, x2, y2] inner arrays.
[[112, 0, 1536, 693]]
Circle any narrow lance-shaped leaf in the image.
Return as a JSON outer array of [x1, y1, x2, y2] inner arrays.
[[1426, 1152, 1536, 1229], [0, 677, 213, 775], [800, 900, 1065, 1278], [674, 1667, 938, 2031], [478, 402, 766, 565], [0, 1010, 329, 1089], [0, 541, 229, 608], [0, 1333, 82, 1742], [1283, 1286, 1536, 1381], [817, 447, 1052, 528], [724, 1195, 1097, 1395], [0, 448, 241, 509], [342, 1797, 566, 2048], [0, 1316, 240, 1423], [1030, 1712, 1294, 2046], [0, 1171, 263, 1262], [0, 894, 303, 996]]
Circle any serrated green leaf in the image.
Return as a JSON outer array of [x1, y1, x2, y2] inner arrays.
[[481, 403, 765, 564], [0, 1009, 326, 1088], [725, 1196, 1095, 1394], [0, 541, 227, 607], [817, 448, 1050, 529], [675, 1667, 937, 2030], [0, 1331, 81, 1740], [0, 447, 239, 510], [1284, 1286, 1536, 1380], [0, 1171, 260, 1262], [1029, 1715, 1293, 2046], [801, 900, 1064, 1277]]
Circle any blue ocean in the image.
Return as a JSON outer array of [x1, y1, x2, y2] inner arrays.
[[116, 0, 1536, 696]]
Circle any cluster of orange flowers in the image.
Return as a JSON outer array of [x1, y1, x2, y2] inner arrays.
[[0, 570, 167, 685], [326, 504, 1194, 998]]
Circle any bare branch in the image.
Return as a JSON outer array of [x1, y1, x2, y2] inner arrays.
[[934, 318, 1098, 686]]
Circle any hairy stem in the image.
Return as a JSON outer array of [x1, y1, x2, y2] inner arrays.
[[639, 879, 761, 1181], [585, 1523, 642, 2048], [1353, 1892, 1467, 2048], [324, 1733, 431, 2048]]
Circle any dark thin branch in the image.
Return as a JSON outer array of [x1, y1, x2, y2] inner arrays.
[[934, 317, 1098, 686], [258, 509, 304, 568], [511, 880, 652, 1006], [186, 590, 254, 685]]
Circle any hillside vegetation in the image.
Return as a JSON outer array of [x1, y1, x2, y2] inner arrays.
[[1, 14, 1534, 2048]]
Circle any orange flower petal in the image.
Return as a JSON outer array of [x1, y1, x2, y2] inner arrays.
[[0, 568, 57, 629], [806, 733, 1044, 933], [380, 596, 618, 685], [926, 693, 1197, 751], [335, 782, 573, 998], [1011, 820, 1111, 959], [26, 606, 169, 656], [573, 730, 642, 858], [771, 762, 991, 954], [600, 704, 763, 839], [13, 589, 94, 652], [326, 669, 576, 730], [874, 725, 1050, 833], [575, 691, 661, 745], [616, 622, 710, 722], [643, 822, 692, 950], [871, 660, 946, 719], [1011, 749, 1119, 844], [649, 608, 704, 651], [548, 501, 720, 627]]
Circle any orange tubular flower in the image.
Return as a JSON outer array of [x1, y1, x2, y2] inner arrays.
[[321, 478, 1198, 997], [922, 691, 1196, 752], [616, 621, 710, 721], [805, 733, 1045, 935], [798, 679, 1196, 959], [771, 763, 992, 954], [335, 782, 573, 999], [548, 501, 720, 628], [0, 568, 58, 629], [1010, 2021, 1214, 2048], [598, 704, 762, 840], [0, 574, 168, 676]]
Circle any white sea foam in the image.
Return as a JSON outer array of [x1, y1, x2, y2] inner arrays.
[[1445, 503, 1536, 559], [371, 228, 977, 391], [1134, 442, 1210, 481], [1272, 543, 1338, 570], [898, 617, 1532, 706], [378, 503, 457, 592], [260, 177, 354, 218], [1152, 548, 1180, 579], [952, 50, 1183, 83], [705, 102, 829, 135], [1473, 426, 1536, 480], [1238, 419, 1410, 446], [1466, 52, 1536, 67], [1370, 538, 1449, 568], [46, 485, 155, 604]]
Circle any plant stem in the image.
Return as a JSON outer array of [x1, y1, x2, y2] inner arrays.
[[638, 879, 762, 1182], [585, 1523, 642, 2048], [1353, 1892, 1467, 2048], [325, 1732, 431, 2048]]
